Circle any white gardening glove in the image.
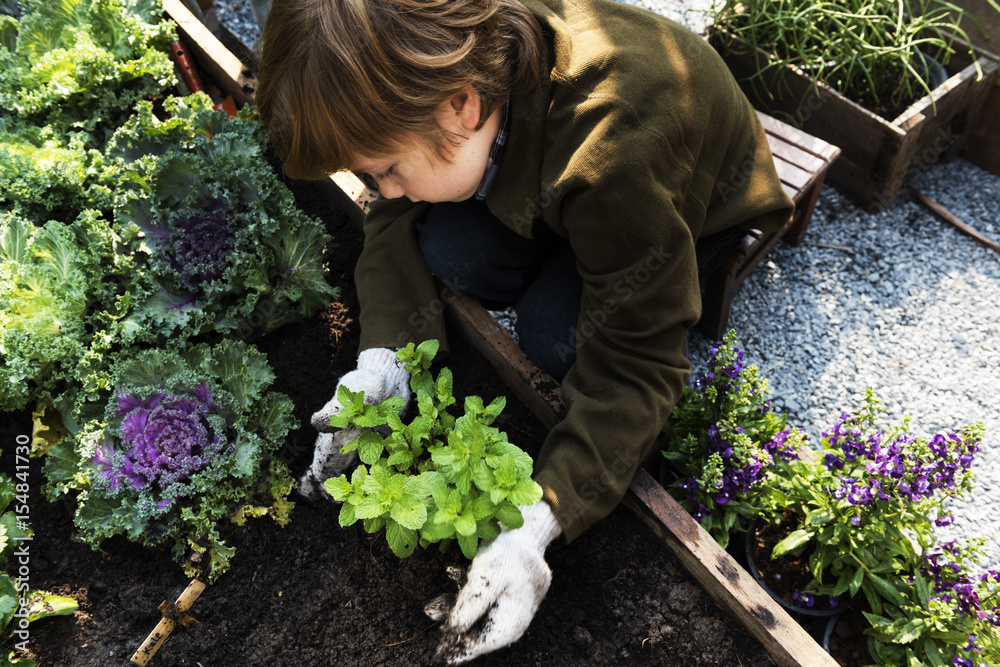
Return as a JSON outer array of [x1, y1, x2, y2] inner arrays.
[[424, 501, 562, 664], [298, 347, 410, 501]]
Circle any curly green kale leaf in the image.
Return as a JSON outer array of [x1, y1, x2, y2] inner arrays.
[[0, 209, 123, 413], [0, 120, 110, 222], [0, 0, 176, 140]]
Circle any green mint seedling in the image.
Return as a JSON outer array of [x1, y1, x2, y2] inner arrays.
[[324, 340, 542, 559]]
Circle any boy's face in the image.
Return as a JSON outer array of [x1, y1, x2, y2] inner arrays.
[[350, 86, 502, 204]]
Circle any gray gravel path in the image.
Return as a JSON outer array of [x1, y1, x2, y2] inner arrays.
[[213, 0, 1000, 571]]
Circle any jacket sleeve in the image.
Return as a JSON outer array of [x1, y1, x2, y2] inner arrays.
[[354, 196, 444, 353], [532, 145, 699, 541]]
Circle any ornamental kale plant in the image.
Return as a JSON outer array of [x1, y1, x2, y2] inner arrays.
[[0, 210, 126, 414], [764, 389, 983, 615], [661, 329, 805, 547], [0, 119, 109, 223], [43, 340, 297, 582], [0, 0, 176, 141], [324, 340, 543, 559], [108, 94, 339, 343], [863, 539, 1000, 667]]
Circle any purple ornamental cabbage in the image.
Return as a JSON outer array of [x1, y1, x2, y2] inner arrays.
[[168, 198, 237, 290], [92, 383, 226, 499]]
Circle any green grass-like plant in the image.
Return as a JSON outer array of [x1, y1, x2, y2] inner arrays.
[[710, 0, 992, 118]]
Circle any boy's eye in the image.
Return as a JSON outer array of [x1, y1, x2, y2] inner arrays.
[[374, 166, 395, 180], [355, 172, 379, 191]]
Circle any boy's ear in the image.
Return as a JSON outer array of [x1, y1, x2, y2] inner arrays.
[[447, 85, 483, 131]]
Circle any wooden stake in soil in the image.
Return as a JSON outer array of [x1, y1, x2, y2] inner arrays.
[[130, 579, 206, 666]]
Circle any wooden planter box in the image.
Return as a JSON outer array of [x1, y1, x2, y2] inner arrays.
[[711, 30, 998, 211], [950, 0, 1000, 176]]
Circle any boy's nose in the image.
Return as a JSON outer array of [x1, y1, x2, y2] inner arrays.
[[378, 179, 407, 200]]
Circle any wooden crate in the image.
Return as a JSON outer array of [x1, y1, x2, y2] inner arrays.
[[698, 112, 841, 340], [712, 31, 998, 211], [947, 0, 1000, 175], [162, 4, 839, 663]]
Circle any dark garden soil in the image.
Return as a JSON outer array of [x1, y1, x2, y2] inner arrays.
[[7, 177, 780, 667]]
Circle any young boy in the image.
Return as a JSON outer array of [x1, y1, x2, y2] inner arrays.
[[256, 0, 793, 662]]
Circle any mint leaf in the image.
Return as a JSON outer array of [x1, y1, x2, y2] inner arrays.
[[386, 519, 417, 558], [390, 494, 427, 531], [457, 533, 479, 559], [324, 475, 353, 501], [356, 430, 386, 465], [338, 501, 358, 527]]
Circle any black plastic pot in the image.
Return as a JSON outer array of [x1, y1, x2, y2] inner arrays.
[[744, 521, 843, 619], [822, 610, 846, 651]]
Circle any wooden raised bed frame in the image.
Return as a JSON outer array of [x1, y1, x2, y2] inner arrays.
[[712, 30, 998, 211], [162, 1, 839, 664]]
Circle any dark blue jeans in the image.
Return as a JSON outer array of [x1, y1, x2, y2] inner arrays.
[[417, 199, 582, 380], [416, 199, 747, 380]]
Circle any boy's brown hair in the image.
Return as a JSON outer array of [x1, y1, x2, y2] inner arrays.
[[256, 0, 545, 180]]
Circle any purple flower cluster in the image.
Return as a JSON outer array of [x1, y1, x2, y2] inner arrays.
[[677, 477, 709, 522], [92, 384, 226, 500], [693, 340, 745, 396], [681, 424, 800, 514], [922, 543, 1000, 630], [763, 428, 801, 465], [709, 423, 765, 504], [822, 412, 979, 514]]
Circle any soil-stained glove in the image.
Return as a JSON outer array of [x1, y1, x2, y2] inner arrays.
[[298, 348, 410, 500], [425, 501, 562, 664]]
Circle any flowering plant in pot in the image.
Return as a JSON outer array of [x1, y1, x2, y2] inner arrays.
[[661, 330, 806, 548], [758, 388, 983, 615], [855, 537, 1000, 666]]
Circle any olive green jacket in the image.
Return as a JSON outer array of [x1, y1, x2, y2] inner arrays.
[[354, 0, 794, 541]]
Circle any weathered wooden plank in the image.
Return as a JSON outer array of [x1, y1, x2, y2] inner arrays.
[[758, 111, 843, 163], [767, 137, 828, 175], [623, 470, 840, 667], [772, 155, 813, 192], [896, 56, 998, 130]]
